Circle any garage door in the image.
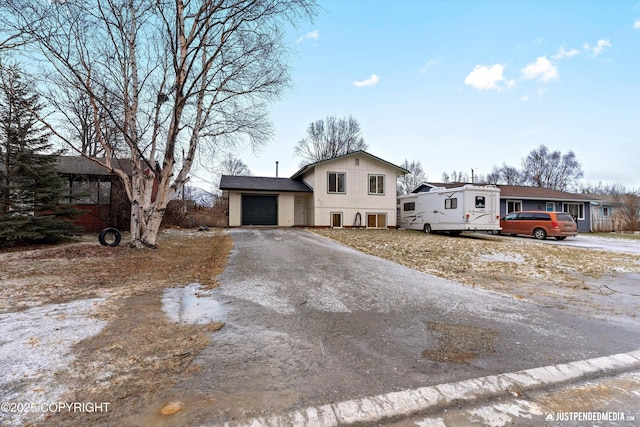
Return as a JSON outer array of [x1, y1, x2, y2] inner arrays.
[[242, 195, 278, 226]]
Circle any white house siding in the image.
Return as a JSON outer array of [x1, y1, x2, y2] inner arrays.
[[302, 155, 399, 228]]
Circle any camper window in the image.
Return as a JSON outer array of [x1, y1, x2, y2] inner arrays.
[[445, 198, 458, 209], [475, 196, 485, 208], [403, 202, 415, 211]]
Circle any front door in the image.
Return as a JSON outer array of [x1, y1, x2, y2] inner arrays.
[[294, 197, 305, 226]]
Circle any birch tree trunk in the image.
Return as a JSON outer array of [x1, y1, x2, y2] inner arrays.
[[0, 0, 317, 247]]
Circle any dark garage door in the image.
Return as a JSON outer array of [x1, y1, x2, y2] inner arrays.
[[242, 195, 278, 226]]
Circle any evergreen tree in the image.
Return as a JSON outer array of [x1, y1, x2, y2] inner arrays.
[[0, 64, 81, 246]]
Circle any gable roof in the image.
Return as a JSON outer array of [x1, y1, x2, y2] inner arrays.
[[497, 185, 596, 202], [290, 150, 408, 180], [219, 175, 312, 192], [56, 156, 134, 176]]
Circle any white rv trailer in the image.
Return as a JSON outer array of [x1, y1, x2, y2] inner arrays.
[[398, 184, 501, 234]]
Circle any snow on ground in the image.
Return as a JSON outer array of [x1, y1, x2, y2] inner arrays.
[[0, 298, 107, 426]]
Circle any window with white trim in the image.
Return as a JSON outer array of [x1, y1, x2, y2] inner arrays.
[[369, 174, 385, 195], [328, 172, 345, 193], [563, 203, 584, 220], [331, 212, 343, 228], [507, 200, 522, 213], [367, 213, 387, 228]]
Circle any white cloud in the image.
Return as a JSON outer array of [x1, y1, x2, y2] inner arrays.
[[521, 56, 558, 82], [464, 64, 506, 90], [296, 30, 319, 44], [552, 46, 580, 59], [634, 19, 640, 30], [583, 39, 611, 56], [353, 74, 380, 87]]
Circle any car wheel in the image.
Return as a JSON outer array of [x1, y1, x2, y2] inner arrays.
[[424, 224, 432, 234], [533, 228, 547, 240], [555, 236, 567, 240]]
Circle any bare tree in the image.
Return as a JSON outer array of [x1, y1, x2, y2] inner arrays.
[[397, 159, 425, 195], [486, 164, 524, 185], [577, 181, 626, 196], [219, 153, 251, 176], [441, 170, 469, 184], [521, 145, 583, 191], [615, 191, 640, 231], [1, 0, 316, 247], [294, 115, 368, 165]]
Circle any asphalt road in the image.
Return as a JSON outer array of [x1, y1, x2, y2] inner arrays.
[[175, 228, 639, 425]]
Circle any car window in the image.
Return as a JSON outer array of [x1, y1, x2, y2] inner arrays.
[[556, 213, 575, 222], [533, 213, 551, 220], [505, 213, 517, 220], [517, 213, 534, 220]]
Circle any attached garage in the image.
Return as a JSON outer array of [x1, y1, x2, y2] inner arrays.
[[242, 194, 278, 226], [220, 175, 313, 227]]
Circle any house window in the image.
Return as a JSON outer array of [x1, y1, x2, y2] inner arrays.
[[328, 172, 345, 193], [563, 203, 584, 220], [445, 198, 457, 209], [546, 202, 555, 211], [331, 212, 343, 228], [403, 202, 415, 211], [355, 158, 360, 165], [367, 213, 387, 228], [369, 174, 384, 195], [602, 206, 610, 217], [64, 179, 111, 205], [507, 200, 522, 213]]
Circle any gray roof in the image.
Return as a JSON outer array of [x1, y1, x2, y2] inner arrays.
[[220, 175, 313, 192], [56, 156, 133, 176]]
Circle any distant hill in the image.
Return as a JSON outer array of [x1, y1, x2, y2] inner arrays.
[[173, 186, 217, 207]]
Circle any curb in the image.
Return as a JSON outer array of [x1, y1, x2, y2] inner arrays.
[[213, 349, 640, 427]]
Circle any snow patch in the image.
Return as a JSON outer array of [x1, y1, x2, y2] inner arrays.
[[162, 283, 227, 324], [0, 298, 107, 426], [481, 253, 525, 263]]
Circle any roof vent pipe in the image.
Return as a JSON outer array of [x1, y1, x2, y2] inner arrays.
[[276, 161, 279, 177]]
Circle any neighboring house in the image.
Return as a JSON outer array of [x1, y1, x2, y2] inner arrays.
[[589, 194, 623, 232], [220, 151, 408, 228], [56, 156, 131, 232], [416, 183, 596, 232], [496, 185, 596, 233]]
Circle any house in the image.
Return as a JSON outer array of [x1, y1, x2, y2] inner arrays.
[[589, 194, 624, 232], [416, 183, 596, 233], [56, 156, 131, 232], [220, 151, 408, 228], [497, 185, 596, 233]]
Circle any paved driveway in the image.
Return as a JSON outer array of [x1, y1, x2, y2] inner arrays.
[[180, 228, 639, 424]]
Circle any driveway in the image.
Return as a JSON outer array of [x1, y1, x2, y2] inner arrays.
[[176, 228, 639, 424]]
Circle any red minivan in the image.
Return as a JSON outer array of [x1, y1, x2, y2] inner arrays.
[[498, 211, 578, 240]]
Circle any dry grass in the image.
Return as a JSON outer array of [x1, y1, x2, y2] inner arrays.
[[313, 229, 639, 286], [312, 229, 640, 317], [1, 229, 232, 426]]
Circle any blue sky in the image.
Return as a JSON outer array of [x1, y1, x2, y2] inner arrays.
[[227, 0, 640, 190]]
